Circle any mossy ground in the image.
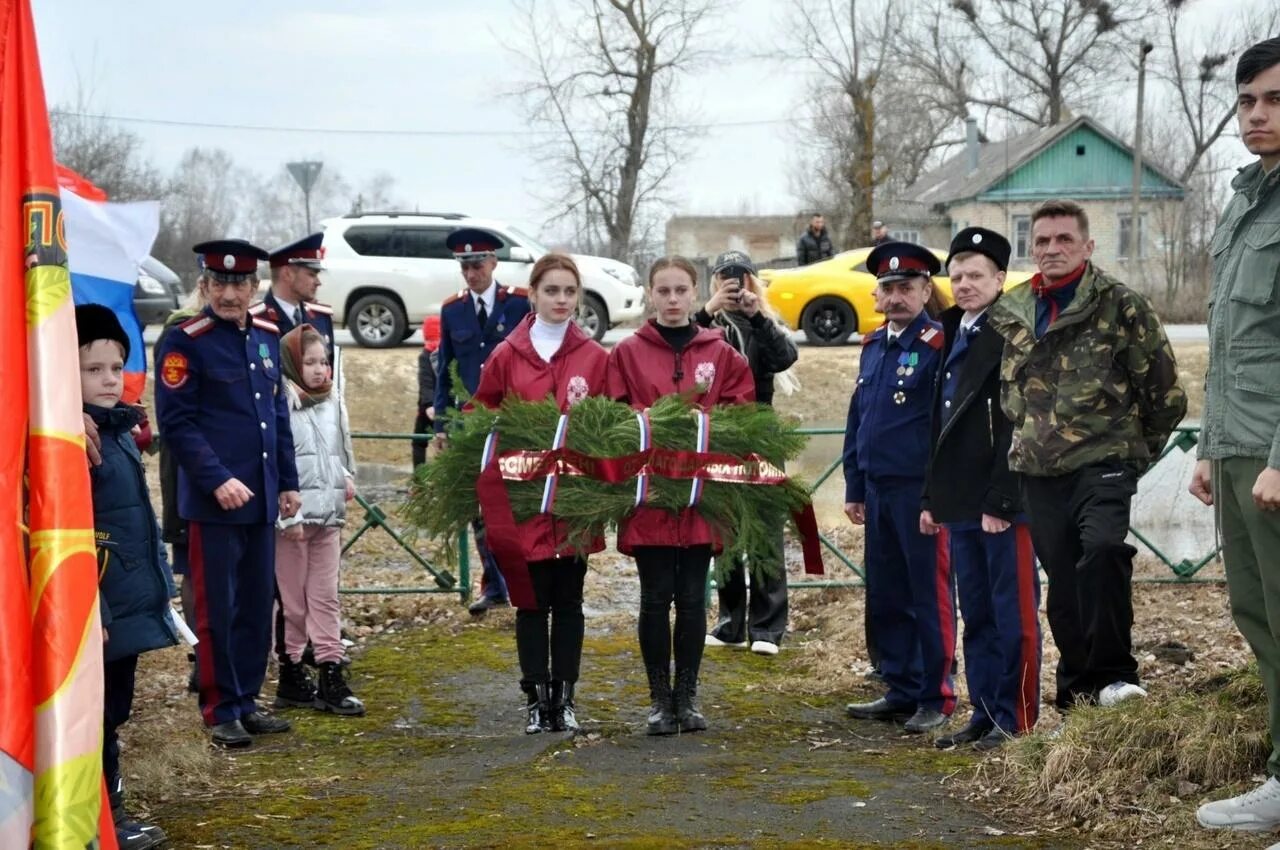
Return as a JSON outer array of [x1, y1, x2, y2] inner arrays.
[[151, 619, 1068, 849]]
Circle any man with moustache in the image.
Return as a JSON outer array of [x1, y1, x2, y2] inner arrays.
[[1192, 37, 1280, 833], [843, 241, 957, 734], [155, 239, 301, 748], [921, 228, 1040, 752]]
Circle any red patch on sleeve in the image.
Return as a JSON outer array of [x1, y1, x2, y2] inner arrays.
[[160, 352, 189, 389]]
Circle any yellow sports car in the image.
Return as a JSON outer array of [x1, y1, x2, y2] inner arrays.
[[760, 247, 1028, 346]]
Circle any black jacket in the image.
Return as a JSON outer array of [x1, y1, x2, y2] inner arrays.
[[921, 303, 1021, 523], [796, 228, 834, 266], [418, 348, 438, 411], [155, 310, 195, 546], [694, 308, 798, 406]]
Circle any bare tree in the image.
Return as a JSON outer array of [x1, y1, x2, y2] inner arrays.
[[943, 0, 1152, 128], [152, 148, 252, 277], [50, 94, 164, 201], [785, 0, 952, 247], [510, 0, 717, 263]]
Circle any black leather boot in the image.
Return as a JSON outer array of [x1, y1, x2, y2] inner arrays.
[[316, 661, 365, 716], [274, 659, 317, 709], [673, 667, 707, 733], [645, 667, 677, 736], [551, 681, 579, 733], [525, 684, 551, 734]]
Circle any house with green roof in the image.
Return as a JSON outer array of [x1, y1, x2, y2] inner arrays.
[[904, 116, 1186, 278]]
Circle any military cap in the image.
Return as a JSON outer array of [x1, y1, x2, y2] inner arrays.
[[866, 240, 940, 284], [269, 232, 326, 270], [946, 227, 1011, 272], [711, 249, 756, 279], [193, 238, 269, 282], [446, 228, 505, 262], [74, 303, 131, 360]]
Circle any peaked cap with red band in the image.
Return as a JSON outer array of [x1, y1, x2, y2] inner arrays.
[[866, 240, 941, 284], [193, 238, 269, 282], [445, 227, 505, 262], [269, 232, 326, 269]]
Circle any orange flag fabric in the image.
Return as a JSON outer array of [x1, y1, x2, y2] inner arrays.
[[0, 1, 110, 847]]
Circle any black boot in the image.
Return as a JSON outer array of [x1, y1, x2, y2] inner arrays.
[[673, 667, 707, 733], [274, 659, 317, 709], [645, 667, 678, 736], [551, 681, 580, 733], [316, 661, 365, 716], [525, 683, 551, 734]]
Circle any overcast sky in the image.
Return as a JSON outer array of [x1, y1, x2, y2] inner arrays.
[[32, 0, 1263, 241]]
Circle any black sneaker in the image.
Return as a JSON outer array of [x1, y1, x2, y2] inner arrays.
[[316, 661, 365, 716], [241, 711, 291, 735], [274, 660, 317, 709], [115, 824, 163, 849]]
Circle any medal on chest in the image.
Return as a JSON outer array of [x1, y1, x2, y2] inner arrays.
[[895, 351, 918, 376], [259, 342, 273, 371]]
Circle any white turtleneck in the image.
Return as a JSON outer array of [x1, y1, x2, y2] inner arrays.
[[530, 315, 570, 363]]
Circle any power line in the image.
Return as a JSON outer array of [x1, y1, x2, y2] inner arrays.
[[48, 109, 793, 137]]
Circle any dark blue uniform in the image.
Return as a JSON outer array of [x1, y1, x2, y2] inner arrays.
[[435, 283, 530, 604], [253, 291, 335, 349], [843, 309, 957, 716], [155, 306, 299, 727]]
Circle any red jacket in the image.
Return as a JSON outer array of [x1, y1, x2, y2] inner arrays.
[[472, 313, 609, 562], [605, 320, 756, 553]]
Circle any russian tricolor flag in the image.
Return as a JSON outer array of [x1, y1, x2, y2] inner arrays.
[[58, 166, 160, 404]]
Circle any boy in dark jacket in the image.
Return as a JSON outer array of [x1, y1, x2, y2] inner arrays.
[[77, 304, 179, 850]]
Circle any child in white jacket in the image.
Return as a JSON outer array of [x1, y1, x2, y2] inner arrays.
[[273, 324, 363, 715]]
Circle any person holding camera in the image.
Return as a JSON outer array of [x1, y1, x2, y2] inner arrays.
[[698, 251, 799, 656]]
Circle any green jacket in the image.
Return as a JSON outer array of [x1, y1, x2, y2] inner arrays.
[[988, 264, 1186, 477], [1201, 162, 1280, 466]]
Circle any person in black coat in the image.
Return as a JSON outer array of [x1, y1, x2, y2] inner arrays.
[[796, 213, 835, 266], [412, 315, 441, 468], [697, 250, 799, 655], [919, 227, 1042, 752]]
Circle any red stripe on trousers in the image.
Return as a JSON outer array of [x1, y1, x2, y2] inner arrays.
[[1013, 523, 1040, 732], [188, 522, 222, 727], [934, 527, 957, 713]]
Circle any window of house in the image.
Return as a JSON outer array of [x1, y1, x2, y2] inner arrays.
[[1012, 215, 1031, 259], [1117, 213, 1148, 260], [889, 228, 921, 243]]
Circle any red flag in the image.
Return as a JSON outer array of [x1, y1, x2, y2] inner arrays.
[[0, 1, 110, 847]]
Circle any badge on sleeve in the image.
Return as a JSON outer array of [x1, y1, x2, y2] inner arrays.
[[161, 352, 189, 389]]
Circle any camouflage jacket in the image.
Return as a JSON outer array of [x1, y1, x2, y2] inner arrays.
[[988, 264, 1186, 476], [1200, 162, 1280, 465]]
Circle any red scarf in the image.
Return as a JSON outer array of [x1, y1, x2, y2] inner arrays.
[[1030, 263, 1087, 297]]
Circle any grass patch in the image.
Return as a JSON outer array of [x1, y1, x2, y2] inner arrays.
[[983, 664, 1269, 843]]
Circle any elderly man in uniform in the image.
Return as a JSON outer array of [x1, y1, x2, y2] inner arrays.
[[988, 199, 1185, 718], [432, 228, 531, 615], [843, 241, 957, 734], [921, 227, 1040, 752], [155, 239, 301, 748]]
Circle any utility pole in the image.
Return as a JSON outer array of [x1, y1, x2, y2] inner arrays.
[[286, 160, 324, 232], [1131, 41, 1153, 287]]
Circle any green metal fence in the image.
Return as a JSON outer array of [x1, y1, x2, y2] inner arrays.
[[340, 424, 1220, 599]]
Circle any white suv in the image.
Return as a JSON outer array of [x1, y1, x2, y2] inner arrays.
[[318, 212, 645, 347]]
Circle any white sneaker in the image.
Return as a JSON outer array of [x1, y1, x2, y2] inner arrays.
[[705, 634, 748, 648], [750, 640, 779, 656], [1098, 681, 1148, 707], [1197, 777, 1280, 831]]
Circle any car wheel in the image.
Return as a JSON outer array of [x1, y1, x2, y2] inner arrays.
[[348, 293, 408, 349], [801, 297, 856, 346], [576, 293, 608, 342]]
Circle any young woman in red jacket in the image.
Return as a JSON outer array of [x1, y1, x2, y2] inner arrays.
[[605, 255, 755, 735], [471, 253, 609, 735]]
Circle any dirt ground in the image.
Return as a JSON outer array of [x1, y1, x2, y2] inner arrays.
[[124, 336, 1251, 849]]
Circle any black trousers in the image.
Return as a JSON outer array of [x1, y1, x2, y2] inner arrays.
[[412, 407, 433, 468], [1021, 462, 1139, 709], [710, 544, 788, 646], [516, 557, 588, 691], [635, 545, 712, 676], [103, 653, 139, 787]]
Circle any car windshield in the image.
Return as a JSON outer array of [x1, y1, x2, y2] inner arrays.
[[505, 225, 551, 256]]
